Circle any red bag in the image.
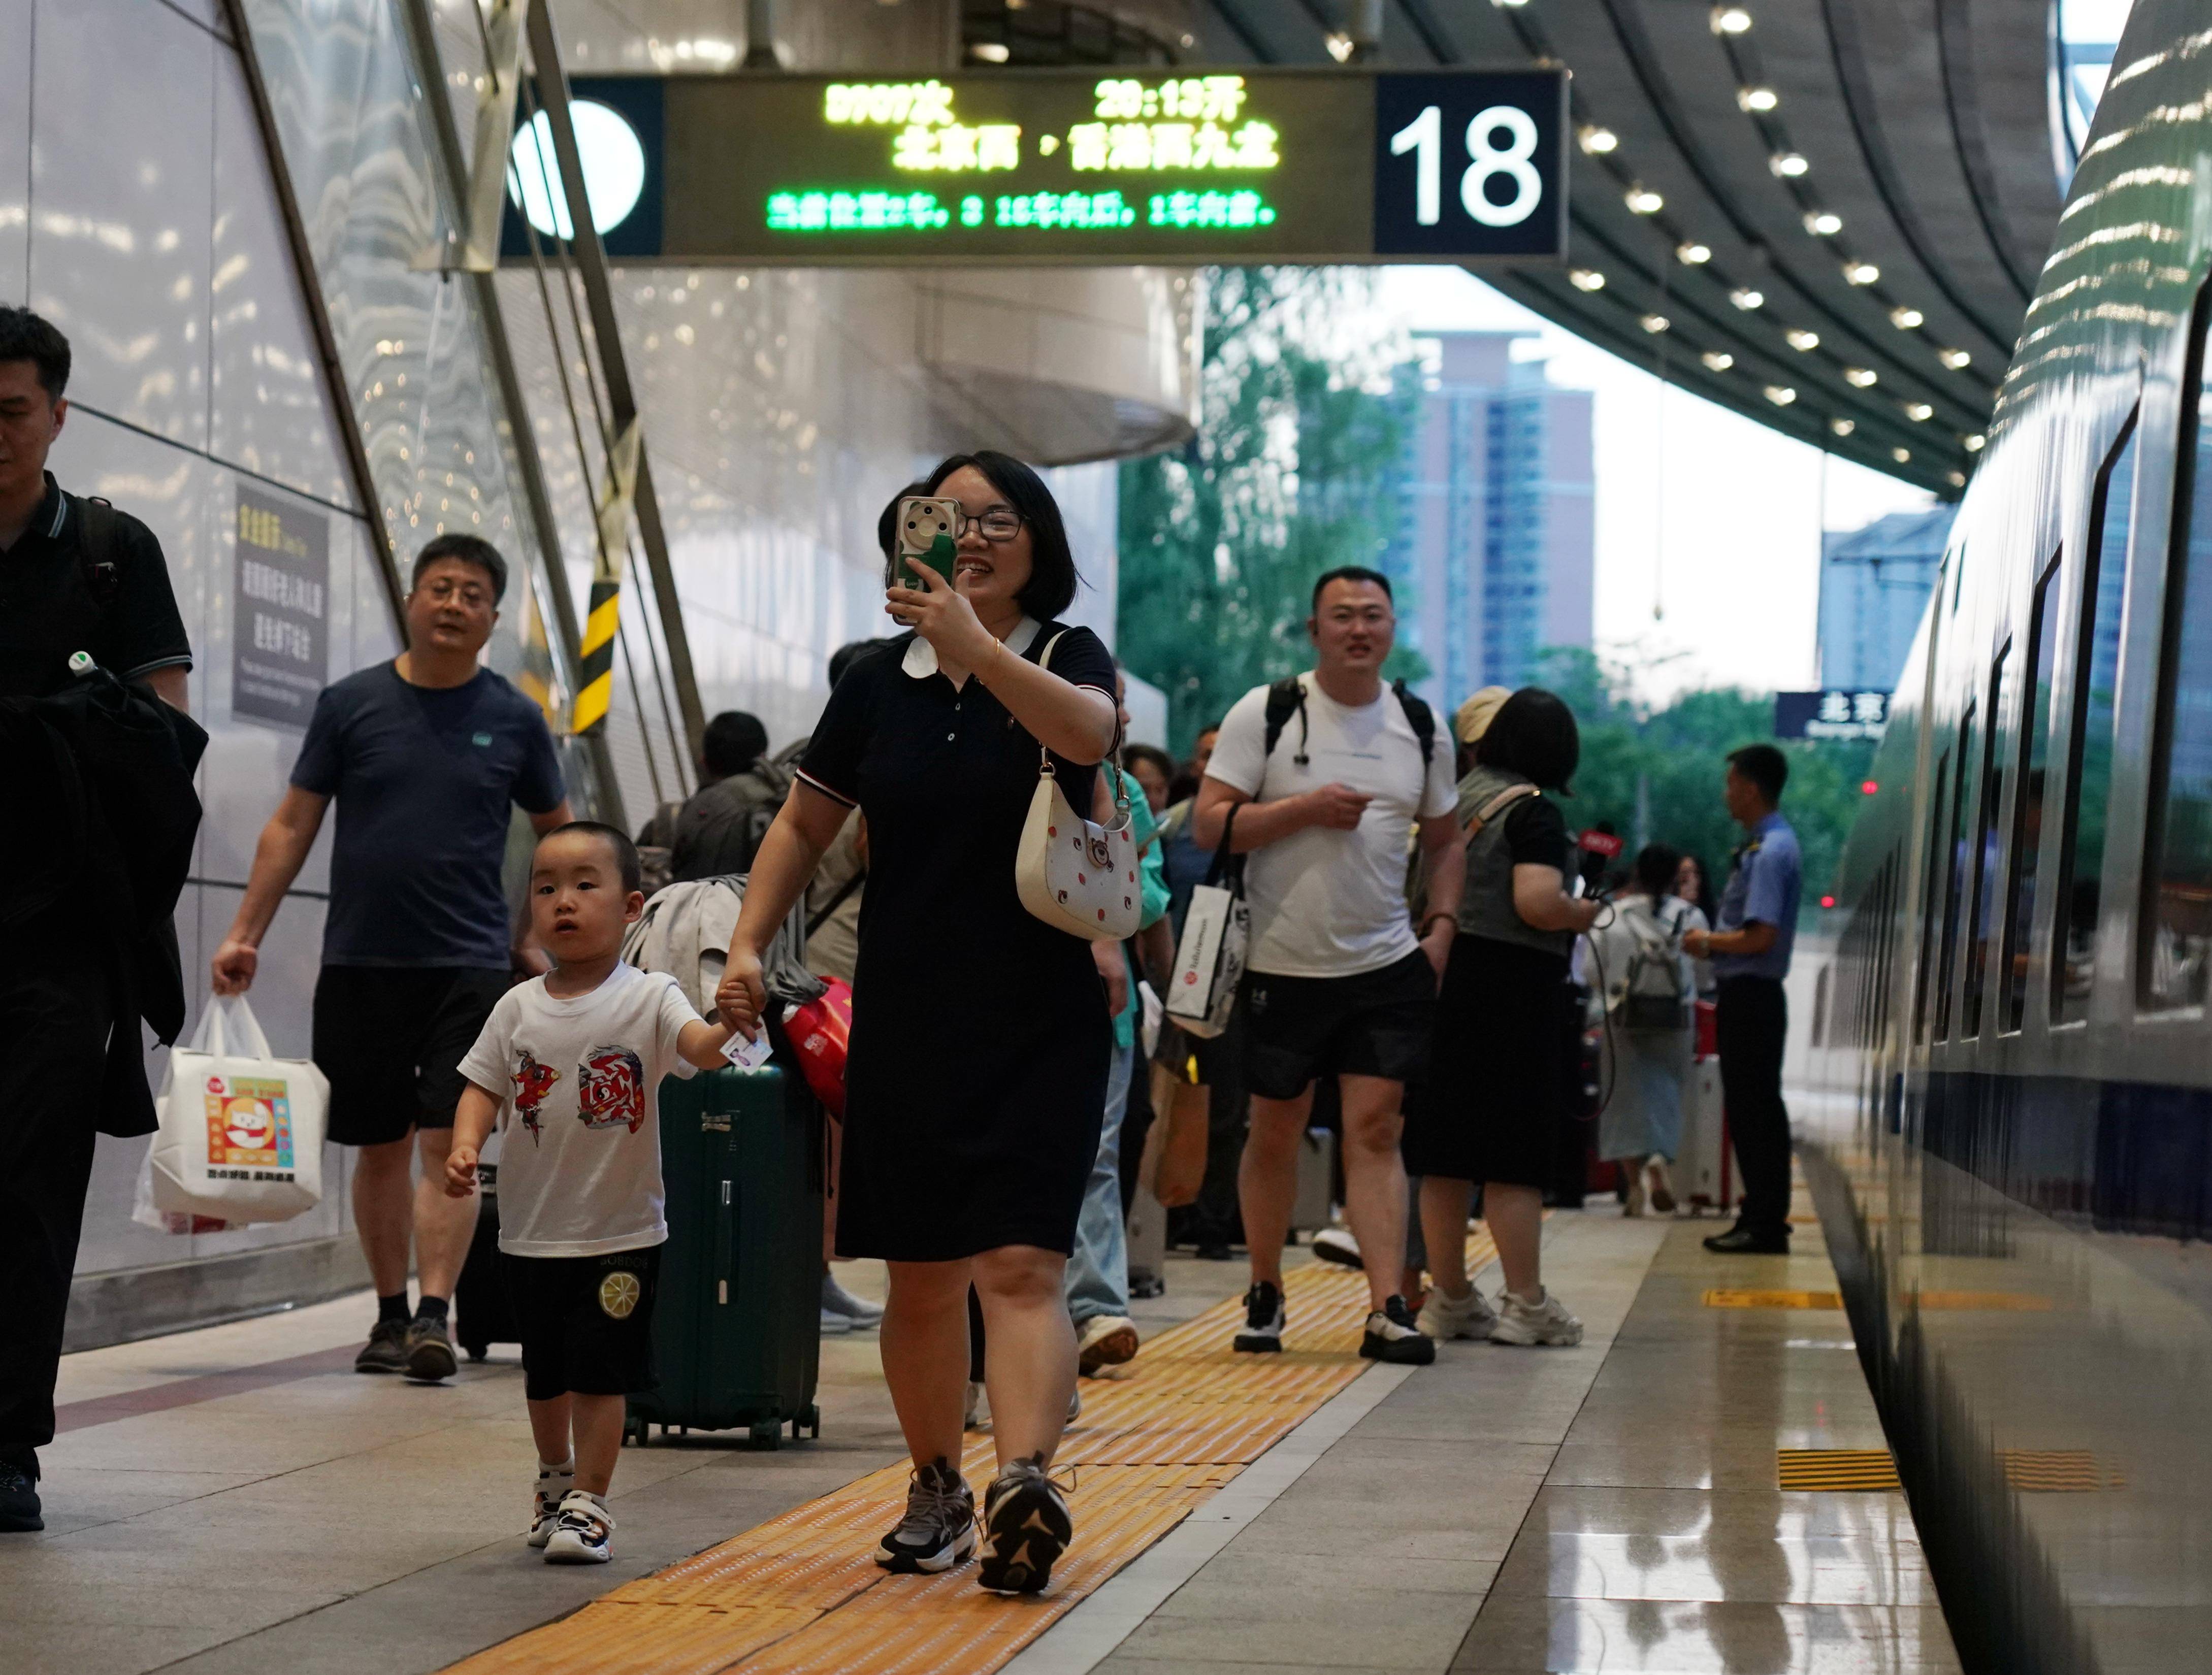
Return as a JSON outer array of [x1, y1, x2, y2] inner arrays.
[[783, 978, 853, 1116]]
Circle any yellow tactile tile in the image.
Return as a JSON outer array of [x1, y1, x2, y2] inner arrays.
[[445, 1230, 1498, 1675]]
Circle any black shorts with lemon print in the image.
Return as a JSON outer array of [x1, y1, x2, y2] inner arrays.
[[507, 1245, 662, 1402]]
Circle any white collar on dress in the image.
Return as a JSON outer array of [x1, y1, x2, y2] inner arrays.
[[901, 614, 1042, 679]]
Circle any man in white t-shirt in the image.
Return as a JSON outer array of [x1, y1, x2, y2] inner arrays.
[[1194, 568, 1466, 1366]]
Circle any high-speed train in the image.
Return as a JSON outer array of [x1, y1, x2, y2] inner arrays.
[[1807, 4, 2212, 1670]]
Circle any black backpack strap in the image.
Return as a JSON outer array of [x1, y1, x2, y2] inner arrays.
[[1261, 676, 1307, 766], [805, 868, 865, 939], [1392, 680, 1436, 772], [71, 494, 123, 608]]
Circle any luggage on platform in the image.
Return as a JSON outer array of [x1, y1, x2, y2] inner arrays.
[[1290, 1127, 1337, 1237], [1675, 1013, 1740, 1216], [454, 1161, 521, 1363], [626, 1064, 823, 1450]]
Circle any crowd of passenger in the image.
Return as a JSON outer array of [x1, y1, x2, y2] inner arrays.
[[0, 304, 1804, 1597]]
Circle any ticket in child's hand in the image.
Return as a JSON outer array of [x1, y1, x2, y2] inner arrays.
[[721, 1028, 774, 1070]]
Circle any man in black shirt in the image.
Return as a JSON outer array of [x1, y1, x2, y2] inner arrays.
[[0, 308, 195, 1532]]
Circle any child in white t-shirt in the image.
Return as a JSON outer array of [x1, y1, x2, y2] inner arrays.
[[445, 822, 735, 1565]]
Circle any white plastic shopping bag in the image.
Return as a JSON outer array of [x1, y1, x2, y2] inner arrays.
[[1163, 878, 1248, 1040], [143, 995, 327, 1226]]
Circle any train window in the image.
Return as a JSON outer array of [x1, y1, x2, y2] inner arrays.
[[1963, 644, 2011, 1037], [1914, 749, 1950, 1044], [2003, 552, 2064, 1032], [1935, 704, 1976, 1042], [2141, 292, 2212, 1012], [2053, 412, 2138, 1025]]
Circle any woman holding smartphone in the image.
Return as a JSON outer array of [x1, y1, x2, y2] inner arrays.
[[718, 451, 1116, 1596]]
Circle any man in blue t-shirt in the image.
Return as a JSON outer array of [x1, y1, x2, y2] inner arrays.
[[213, 536, 569, 1380], [1683, 744, 1802, 1254]]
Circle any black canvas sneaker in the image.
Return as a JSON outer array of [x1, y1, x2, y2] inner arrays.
[[875, 1457, 977, 1573], [0, 1457, 42, 1532], [402, 1316, 459, 1383], [977, 1455, 1073, 1596], [1232, 1281, 1285, 1353], [1360, 1294, 1437, 1365]]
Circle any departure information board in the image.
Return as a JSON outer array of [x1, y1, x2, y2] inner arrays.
[[506, 69, 1568, 266]]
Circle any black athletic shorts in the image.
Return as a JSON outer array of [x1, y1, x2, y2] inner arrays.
[[312, 965, 510, 1146], [508, 1245, 662, 1402], [1241, 949, 1437, 1101]]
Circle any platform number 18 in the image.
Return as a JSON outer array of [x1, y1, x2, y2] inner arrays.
[[1389, 104, 1543, 228]]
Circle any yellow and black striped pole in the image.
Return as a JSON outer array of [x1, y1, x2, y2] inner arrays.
[[573, 573, 617, 735]]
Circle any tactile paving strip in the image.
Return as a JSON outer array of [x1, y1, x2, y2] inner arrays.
[[1777, 1449, 1902, 1491], [445, 1230, 1498, 1675], [1705, 1288, 1846, 1309], [1998, 1450, 2125, 1491]]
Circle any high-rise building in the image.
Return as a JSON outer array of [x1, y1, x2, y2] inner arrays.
[[1816, 506, 1957, 692], [1386, 333, 1595, 711]]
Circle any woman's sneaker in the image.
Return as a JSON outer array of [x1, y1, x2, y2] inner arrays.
[[1359, 1295, 1436, 1364], [543, 1490, 614, 1563], [822, 1272, 885, 1328], [1310, 1225, 1362, 1269], [1232, 1281, 1284, 1352], [1646, 1158, 1677, 1214], [1415, 1284, 1498, 1341], [1490, 1288, 1585, 1347], [977, 1454, 1073, 1595], [527, 1461, 575, 1548], [876, 1458, 976, 1573]]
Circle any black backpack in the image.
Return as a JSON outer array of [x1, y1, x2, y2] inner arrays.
[[1260, 675, 1436, 773]]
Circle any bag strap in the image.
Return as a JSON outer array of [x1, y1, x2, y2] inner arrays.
[[806, 868, 865, 939], [1033, 628, 1131, 833], [1261, 676, 1306, 765], [1202, 804, 1244, 890], [1466, 781, 1539, 833], [1391, 680, 1436, 771]]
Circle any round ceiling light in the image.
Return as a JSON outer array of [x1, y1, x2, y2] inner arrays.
[[508, 102, 647, 240]]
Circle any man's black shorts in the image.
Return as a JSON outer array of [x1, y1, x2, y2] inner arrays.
[[508, 1245, 662, 1402], [1241, 950, 1437, 1101], [312, 965, 510, 1146]]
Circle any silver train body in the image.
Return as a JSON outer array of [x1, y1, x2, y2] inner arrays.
[[1807, 5, 2212, 1669]]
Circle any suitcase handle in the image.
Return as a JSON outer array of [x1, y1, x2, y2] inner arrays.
[[714, 1177, 733, 1304]]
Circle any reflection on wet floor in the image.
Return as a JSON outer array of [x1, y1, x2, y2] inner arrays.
[[1449, 1201, 1960, 1674]]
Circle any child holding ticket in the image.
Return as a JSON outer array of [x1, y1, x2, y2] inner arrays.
[[445, 821, 737, 1565]]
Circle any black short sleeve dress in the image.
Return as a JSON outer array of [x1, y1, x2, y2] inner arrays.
[[797, 624, 1116, 1261]]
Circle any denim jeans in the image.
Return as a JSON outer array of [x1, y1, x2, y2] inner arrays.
[[1066, 1039, 1134, 1327]]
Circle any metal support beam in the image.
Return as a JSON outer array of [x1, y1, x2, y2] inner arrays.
[[524, 0, 707, 769], [393, 0, 629, 830]]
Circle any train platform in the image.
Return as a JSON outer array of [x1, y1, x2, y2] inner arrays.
[[14, 1197, 1958, 1675]]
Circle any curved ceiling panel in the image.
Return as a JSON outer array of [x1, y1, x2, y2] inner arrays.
[[1195, 0, 2064, 499]]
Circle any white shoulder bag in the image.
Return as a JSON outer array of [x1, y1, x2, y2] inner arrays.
[[1015, 631, 1141, 942]]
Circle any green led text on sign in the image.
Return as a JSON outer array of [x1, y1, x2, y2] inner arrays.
[[641, 68, 1567, 265]]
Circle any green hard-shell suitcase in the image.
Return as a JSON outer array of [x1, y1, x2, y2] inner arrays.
[[625, 1064, 824, 1450]]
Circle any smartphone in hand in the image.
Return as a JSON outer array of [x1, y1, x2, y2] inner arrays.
[[896, 497, 962, 588]]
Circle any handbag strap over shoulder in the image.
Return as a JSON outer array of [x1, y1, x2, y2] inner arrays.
[[1031, 628, 1131, 833], [1467, 781, 1540, 833]]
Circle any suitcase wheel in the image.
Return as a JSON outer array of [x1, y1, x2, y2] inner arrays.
[[622, 1414, 649, 1449], [749, 1421, 784, 1451], [798, 1405, 821, 1440], [462, 1344, 488, 1364]]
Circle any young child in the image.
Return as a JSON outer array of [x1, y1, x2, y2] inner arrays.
[[446, 821, 734, 1564]]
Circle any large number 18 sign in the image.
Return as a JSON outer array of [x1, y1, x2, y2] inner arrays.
[[1370, 71, 1567, 259]]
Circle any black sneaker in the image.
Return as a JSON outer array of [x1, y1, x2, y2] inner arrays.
[[1360, 1295, 1436, 1365], [977, 1454, 1072, 1595], [1704, 1225, 1791, 1255], [354, 1320, 409, 1374], [876, 1457, 976, 1573], [1232, 1281, 1284, 1353], [0, 1458, 42, 1533], [402, 1316, 459, 1383]]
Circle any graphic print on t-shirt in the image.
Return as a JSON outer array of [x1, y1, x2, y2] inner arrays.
[[576, 1046, 648, 1133], [511, 1050, 560, 1144]]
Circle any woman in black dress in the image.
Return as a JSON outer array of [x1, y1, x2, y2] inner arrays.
[[1403, 689, 1603, 1348], [719, 451, 1117, 1596]]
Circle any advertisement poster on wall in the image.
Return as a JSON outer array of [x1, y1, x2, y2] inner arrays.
[[232, 484, 328, 730]]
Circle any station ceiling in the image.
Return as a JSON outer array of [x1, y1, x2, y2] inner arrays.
[[1195, 0, 2061, 499]]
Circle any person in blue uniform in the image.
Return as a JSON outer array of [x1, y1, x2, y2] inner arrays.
[[717, 451, 1117, 1598], [1683, 744, 1802, 1254]]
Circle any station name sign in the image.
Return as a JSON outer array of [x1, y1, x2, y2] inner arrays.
[[505, 68, 1567, 267], [1775, 689, 1889, 743]]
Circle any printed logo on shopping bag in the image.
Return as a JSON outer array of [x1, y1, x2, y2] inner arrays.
[[202, 1075, 296, 1178], [598, 1268, 642, 1319]]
